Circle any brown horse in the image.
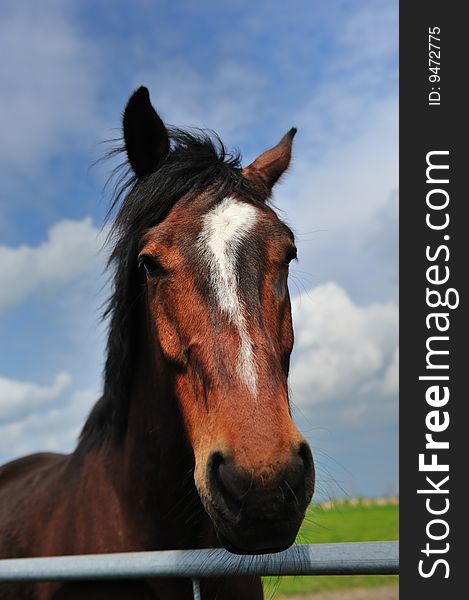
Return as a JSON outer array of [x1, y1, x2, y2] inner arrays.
[[0, 87, 315, 599]]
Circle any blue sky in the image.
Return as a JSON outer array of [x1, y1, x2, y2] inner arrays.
[[0, 0, 398, 500]]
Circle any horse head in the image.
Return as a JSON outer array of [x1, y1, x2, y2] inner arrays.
[[122, 87, 315, 554]]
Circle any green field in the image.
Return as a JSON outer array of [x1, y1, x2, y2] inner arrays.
[[263, 501, 399, 597]]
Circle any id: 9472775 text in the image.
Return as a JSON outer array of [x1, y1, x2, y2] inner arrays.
[[428, 27, 441, 106]]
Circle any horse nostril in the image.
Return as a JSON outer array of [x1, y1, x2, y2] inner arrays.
[[209, 452, 252, 513], [209, 451, 224, 474], [281, 442, 314, 502], [298, 441, 313, 472]]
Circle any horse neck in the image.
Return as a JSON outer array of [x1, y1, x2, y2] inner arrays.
[[110, 319, 210, 547], [122, 342, 188, 496]]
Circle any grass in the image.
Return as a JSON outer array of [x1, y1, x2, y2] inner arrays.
[[263, 501, 399, 597]]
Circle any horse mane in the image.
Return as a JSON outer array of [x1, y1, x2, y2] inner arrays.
[[78, 128, 265, 450]]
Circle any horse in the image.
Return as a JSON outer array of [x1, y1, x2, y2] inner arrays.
[[0, 86, 315, 599]]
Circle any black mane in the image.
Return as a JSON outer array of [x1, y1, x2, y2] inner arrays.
[[78, 128, 265, 449]]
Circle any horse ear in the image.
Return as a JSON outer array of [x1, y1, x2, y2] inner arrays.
[[123, 87, 170, 178], [242, 128, 297, 194]]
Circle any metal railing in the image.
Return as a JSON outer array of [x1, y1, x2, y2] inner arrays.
[[0, 541, 398, 585]]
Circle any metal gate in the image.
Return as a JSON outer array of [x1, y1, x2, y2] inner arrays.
[[0, 541, 398, 598]]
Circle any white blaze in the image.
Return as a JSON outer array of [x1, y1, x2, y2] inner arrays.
[[198, 196, 259, 394]]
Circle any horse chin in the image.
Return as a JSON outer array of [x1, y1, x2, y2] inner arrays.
[[212, 512, 301, 555], [197, 488, 303, 555], [217, 531, 295, 555]]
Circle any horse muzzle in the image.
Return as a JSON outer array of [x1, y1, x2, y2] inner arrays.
[[198, 442, 315, 554]]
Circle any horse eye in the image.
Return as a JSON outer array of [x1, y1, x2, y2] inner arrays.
[[138, 255, 164, 277], [285, 247, 298, 265]]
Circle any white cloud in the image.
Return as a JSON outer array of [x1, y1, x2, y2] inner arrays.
[[0, 386, 97, 461], [290, 282, 398, 424], [0, 372, 71, 421], [0, 1, 101, 170], [0, 218, 105, 317], [275, 94, 398, 305], [337, 0, 398, 68], [265, 2, 398, 305], [135, 59, 267, 145]]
